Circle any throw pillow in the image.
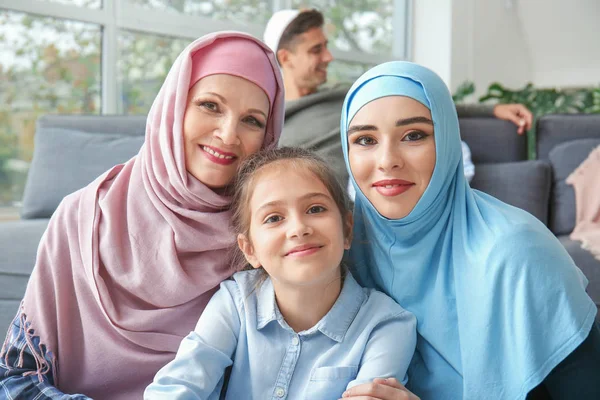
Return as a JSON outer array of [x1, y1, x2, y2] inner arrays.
[[548, 138, 600, 235], [470, 160, 551, 226], [21, 128, 144, 219]]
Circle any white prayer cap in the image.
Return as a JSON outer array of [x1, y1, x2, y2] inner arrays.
[[263, 9, 301, 53]]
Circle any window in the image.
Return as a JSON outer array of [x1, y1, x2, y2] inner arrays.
[[37, 0, 101, 9], [292, 0, 393, 55], [127, 0, 274, 26], [0, 0, 411, 210], [0, 9, 101, 208], [327, 60, 372, 86], [118, 31, 189, 114]]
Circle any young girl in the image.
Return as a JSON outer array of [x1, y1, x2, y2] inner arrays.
[[144, 147, 417, 399]]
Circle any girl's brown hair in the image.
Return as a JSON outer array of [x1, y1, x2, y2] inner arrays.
[[230, 147, 352, 271]]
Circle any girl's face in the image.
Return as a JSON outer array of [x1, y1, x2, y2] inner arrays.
[[348, 96, 436, 219], [183, 74, 270, 189], [238, 164, 351, 289]]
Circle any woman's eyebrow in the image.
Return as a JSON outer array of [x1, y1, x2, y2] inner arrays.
[[205, 92, 227, 103], [348, 116, 433, 135], [347, 124, 377, 135], [396, 116, 434, 126], [248, 108, 267, 118]]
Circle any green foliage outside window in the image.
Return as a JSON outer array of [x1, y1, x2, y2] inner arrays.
[[128, 0, 274, 26], [0, 10, 101, 206]]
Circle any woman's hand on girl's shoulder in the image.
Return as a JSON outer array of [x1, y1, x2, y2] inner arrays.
[[340, 377, 420, 400]]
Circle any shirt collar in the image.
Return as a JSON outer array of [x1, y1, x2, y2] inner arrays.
[[256, 278, 278, 330], [255, 272, 365, 343]]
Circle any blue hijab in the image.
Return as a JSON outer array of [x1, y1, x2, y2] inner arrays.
[[341, 62, 596, 400]]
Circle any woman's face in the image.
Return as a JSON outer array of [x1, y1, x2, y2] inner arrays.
[[348, 96, 436, 219], [183, 74, 270, 189]]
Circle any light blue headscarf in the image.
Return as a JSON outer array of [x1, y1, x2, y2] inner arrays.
[[341, 61, 597, 400]]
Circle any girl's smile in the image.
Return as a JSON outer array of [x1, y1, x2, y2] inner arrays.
[[284, 243, 324, 257], [238, 164, 351, 289]]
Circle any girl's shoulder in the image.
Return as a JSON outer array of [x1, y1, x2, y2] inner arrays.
[[224, 269, 271, 299], [362, 287, 415, 321], [348, 285, 417, 342], [347, 272, 416, 326]]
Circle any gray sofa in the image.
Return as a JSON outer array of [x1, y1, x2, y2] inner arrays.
[[0, 115, 147, 335], [1, 114, 599, 335], [536, 114, 600, 312]]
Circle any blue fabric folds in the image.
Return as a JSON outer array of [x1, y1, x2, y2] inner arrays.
[[340, 61, 597, 400]]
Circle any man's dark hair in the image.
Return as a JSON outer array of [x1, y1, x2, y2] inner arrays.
[[278, 9, 324, 54]]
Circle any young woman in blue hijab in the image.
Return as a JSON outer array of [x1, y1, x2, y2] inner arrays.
[[338, 62, 600, 400]]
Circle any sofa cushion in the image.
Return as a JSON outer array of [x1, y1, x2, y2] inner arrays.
[[21, 128, 144, 219], [0, 219, 50, 334], [37, 114, 147, 136], [548, 138, 600, 235], [0, 218, 49, 279], [459, 118, 527, 164], [537, 114, 600, 160], [470, 160, 551, 225], [558, 235, 600, 320]]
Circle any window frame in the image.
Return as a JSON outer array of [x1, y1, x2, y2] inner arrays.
[[2, 0, 411, 114], [0, 0, 411, 212]]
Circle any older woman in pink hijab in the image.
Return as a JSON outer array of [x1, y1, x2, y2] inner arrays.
[[0, 31, 284, 399]]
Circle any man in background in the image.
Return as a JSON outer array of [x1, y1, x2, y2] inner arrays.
[[265, 9, 532, 185]]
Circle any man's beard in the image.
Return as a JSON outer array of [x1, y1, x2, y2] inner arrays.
[[305, 66, 328, 88]]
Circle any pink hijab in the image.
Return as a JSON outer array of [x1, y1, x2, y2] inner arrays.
[[16, 32, 284, 399]]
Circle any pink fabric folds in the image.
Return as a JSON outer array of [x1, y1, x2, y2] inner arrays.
[[567, 145, 600, 261], [19, 31, 284, 399]]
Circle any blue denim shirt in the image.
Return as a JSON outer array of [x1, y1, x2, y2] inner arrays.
[[145, 269, 417, 400]]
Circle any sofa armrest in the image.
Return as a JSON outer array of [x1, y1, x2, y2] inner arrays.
[[0, 219, 49, 334], [470, 160, 551, 225]]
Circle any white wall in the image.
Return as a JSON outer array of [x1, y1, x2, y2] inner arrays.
[[517, 0, 600, 88], [467, 0, 532, 97], [412, 0, 453, 85], [412, 0, 600, 98]]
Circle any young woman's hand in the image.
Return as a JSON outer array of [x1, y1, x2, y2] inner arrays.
[[340, 377, 420, 400]]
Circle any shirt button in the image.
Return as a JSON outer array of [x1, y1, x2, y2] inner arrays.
[[291, 336, 300, 346], [275, 387, 285, 397]]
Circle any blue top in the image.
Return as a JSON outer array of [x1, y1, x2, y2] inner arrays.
[[144, 269, 416, 400], [340, 61, 597, 400]]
